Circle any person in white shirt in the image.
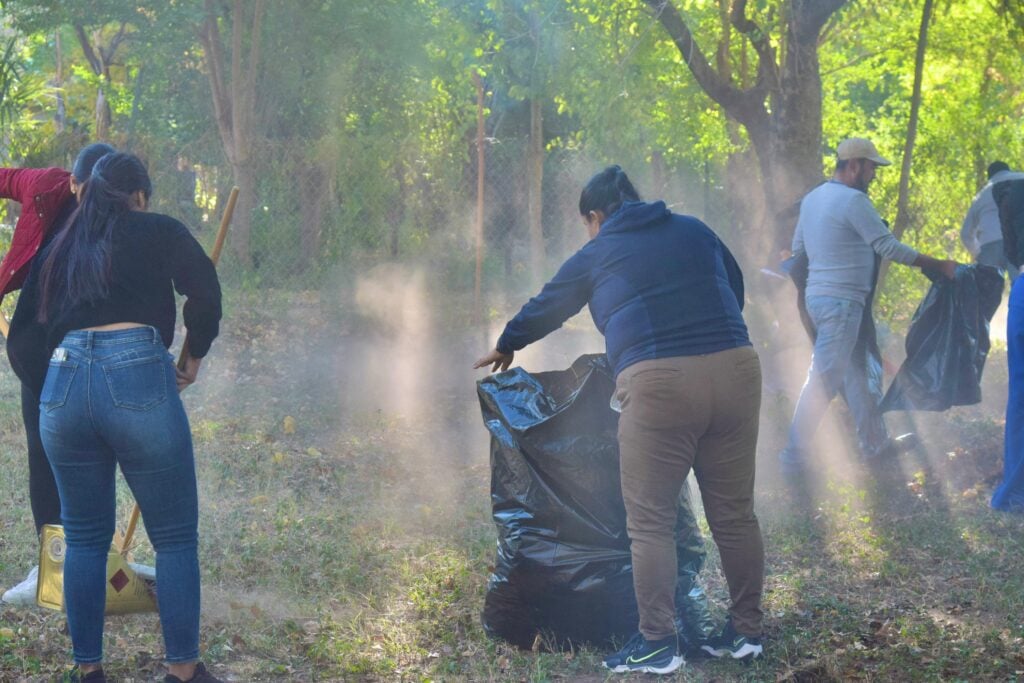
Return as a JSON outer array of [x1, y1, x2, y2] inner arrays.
[[779, 137, 958, 470], [961, 161, 1024, 281]]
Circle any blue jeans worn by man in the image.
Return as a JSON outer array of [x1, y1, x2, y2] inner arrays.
[[994, 275, 1024, 510], [39, 327, 201, 665], [779, 295, 888, 467]]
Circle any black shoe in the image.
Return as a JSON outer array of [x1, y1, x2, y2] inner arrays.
[[65, 667, 107, 683], [164, 662, 224, 683], [701, 619, 763, 660], [891, 432, 919, 453], [602, 632, 683, 674], [870, 432, 919, 459]]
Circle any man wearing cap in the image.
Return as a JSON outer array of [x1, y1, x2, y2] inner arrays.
[[961, 161, 1024, 281], [779, 137, 958, 470]]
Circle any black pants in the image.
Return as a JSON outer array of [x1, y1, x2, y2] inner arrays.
[[23, 382, 61, 534]]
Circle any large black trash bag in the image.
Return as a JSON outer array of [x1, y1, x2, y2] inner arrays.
[[477, 354, 712, 650], [881, 264, 1004, 412]]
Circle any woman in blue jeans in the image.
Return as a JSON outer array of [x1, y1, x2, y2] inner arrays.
[[14, 152, 223, 683]]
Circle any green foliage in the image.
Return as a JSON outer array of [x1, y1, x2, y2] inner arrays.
[[0, 0, 1021, 325]]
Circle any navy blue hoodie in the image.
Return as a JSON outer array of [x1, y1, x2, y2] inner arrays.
[[496, 200, 751, 377]]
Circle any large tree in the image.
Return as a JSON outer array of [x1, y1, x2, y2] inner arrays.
[[198, 0, 264, 268], [642, 0, 848, 235]]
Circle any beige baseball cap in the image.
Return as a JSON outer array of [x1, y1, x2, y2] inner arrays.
[[837, 137, 892, 166]]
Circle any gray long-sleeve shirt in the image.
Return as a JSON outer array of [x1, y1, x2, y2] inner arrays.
[[960, 169, 1024, 255], [792, 180, 919, 303]]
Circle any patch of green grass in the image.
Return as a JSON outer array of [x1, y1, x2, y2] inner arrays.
[[3, 292, 1024, 681]]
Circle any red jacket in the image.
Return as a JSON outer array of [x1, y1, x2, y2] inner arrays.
[[0, 167, 74, 300]]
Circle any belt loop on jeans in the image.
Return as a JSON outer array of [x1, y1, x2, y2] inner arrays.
[[84, 330, 94, 349]]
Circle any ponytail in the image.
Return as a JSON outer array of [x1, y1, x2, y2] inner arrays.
[[579, 165, 641, 217], [38, 152, 152, 322]]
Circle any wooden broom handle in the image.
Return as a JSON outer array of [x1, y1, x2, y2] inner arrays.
[[120, 186, 239, 553]]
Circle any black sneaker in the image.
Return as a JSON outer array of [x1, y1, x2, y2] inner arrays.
[[868, 432, 920, 460], [602, 632, 683, 674], [701, 620, 763, 660], [65, 668, 107, 683], [164, 662, 224, 683]]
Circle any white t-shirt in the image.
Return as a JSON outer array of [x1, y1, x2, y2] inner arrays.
[[792, 181, 919, 303], [960, 170, 1024, 255]]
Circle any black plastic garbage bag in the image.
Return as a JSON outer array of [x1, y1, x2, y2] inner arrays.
[[477, 354, 712, 650], [881, 264, 1004, 412]]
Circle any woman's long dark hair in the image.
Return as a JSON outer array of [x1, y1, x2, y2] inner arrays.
[[71, 142, 116, 183], [578, 165, 640, 217], [38, 152, 152, 321]]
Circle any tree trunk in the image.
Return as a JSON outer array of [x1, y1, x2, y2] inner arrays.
[[527, 97, 545, 288], [299, 163, 328, 269], [94, 85, 111, 141], [198, 0, 265, 268], [473, 71, 486, 319], [232, 162, 256, 267], [893, 0, 935, 240], [387, 165, 404, 258], [72, 24, 123, 142], [875, 0, 935, 292], [644, 0, 847, 246], [651, 150, 668, 199], [54, 32, 65, 134]]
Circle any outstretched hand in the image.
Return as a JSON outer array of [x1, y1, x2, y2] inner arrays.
[[474, 348, 514, 373], [937, 259, 959, 280]]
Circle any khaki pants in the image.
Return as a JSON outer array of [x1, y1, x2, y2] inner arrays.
[[616, 346, 764, 639]]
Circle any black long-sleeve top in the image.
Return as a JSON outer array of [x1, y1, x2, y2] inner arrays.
[[8, 211, 221, 394]]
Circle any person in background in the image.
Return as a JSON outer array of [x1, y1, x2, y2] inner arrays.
[[475, 166, 765, 674], [778, 137, 959, 471], [15, 152, 223, 683], [0, 142, 115, 606], [961, 161, 1024, 281], [992, 176, 1024, 511]]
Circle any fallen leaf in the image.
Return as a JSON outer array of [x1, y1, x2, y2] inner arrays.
[[283, 415, 297, 434]]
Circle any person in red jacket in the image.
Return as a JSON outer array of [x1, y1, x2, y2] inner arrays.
[[0, 143, 115, 606]]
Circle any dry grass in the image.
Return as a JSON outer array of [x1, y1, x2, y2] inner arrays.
[[2, 288, 1023, 681]]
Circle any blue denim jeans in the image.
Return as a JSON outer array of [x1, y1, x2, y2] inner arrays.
[[993, 276, 1024, 510], [780, 295, 888, 465], [39, 327, 200, 665]]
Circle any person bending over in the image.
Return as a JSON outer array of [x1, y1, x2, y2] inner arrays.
[[475, 166, 765, 674]]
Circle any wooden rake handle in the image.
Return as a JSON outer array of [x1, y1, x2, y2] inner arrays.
[[119, 187, 240, 554]]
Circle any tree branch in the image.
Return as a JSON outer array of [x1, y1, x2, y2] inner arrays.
[[199, 2, 234, 165], [794, 0, 849, 41], [240, 0, 264, 152], [730, 0, 779, 91], [104, 21, 129, 65], [231, 0, 243, 157], [642, 0, 756, 118], [73, 23, 102, 75]]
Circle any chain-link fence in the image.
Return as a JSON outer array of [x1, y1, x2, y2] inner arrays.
[[1, 84, 736, 326]]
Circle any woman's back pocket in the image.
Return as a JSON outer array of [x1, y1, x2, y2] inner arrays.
[[103, 356, 168, 411]]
